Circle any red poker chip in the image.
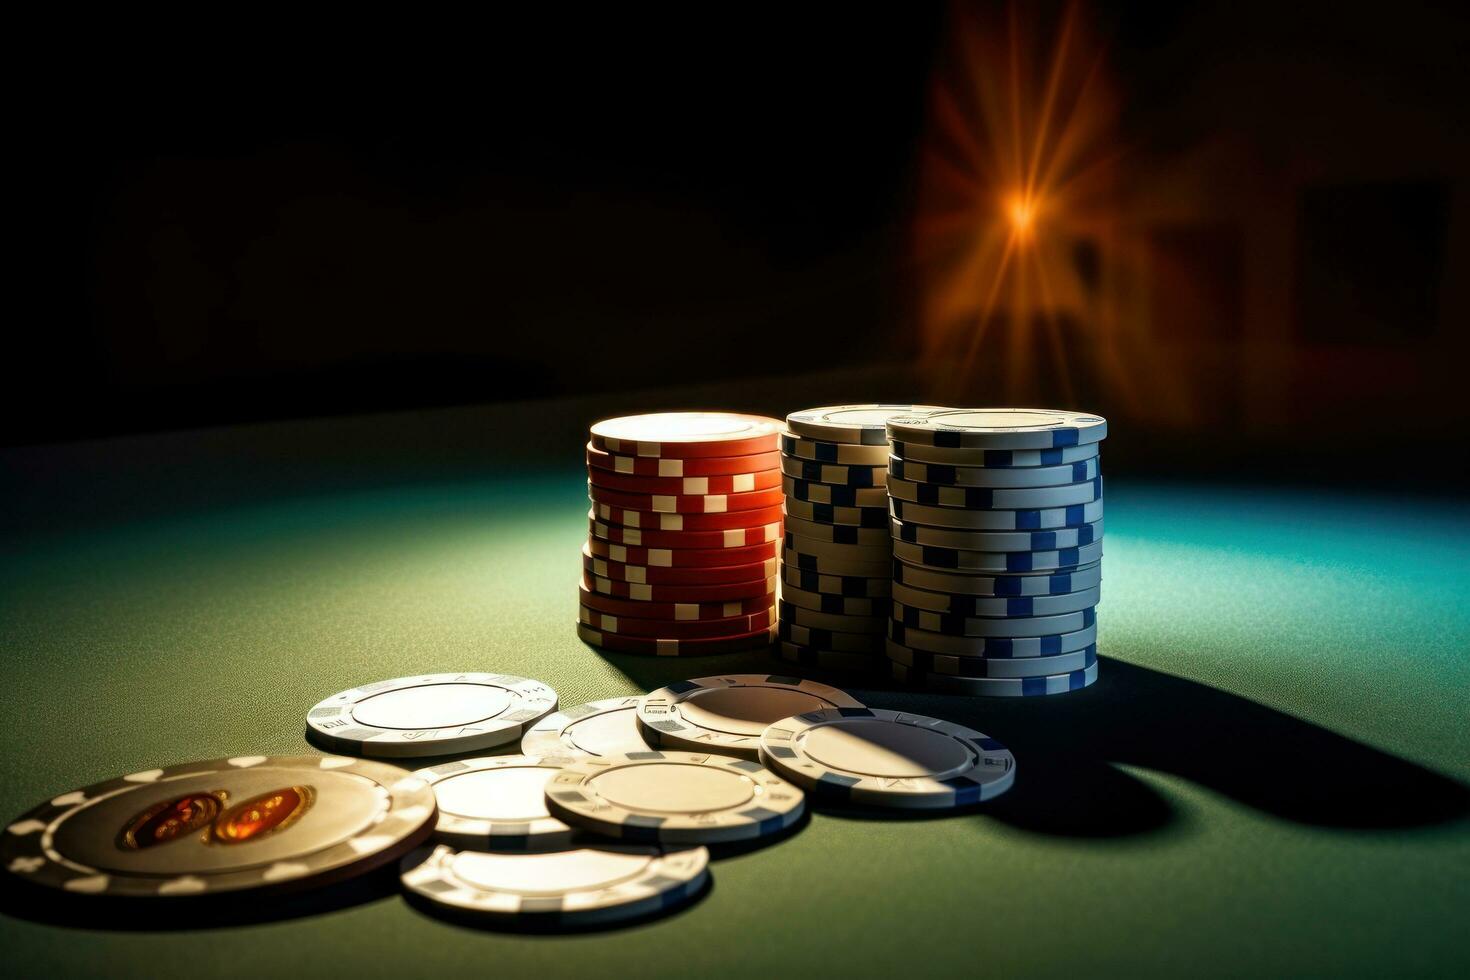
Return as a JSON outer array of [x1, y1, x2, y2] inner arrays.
[[586, 537, 779, 568], [577, 604, 776, 639], [588, 467, 781, 496], [591, 502, 784, 531], [587, 512, 782, 550], [581, 545, 775, 585], [587, 482, 785, 514], [577, 584, 776, 621], [576, 621, 777, 656], [589, 413, 782, 459], [581, 572, 778, 603], [585, 444, 781, 478]]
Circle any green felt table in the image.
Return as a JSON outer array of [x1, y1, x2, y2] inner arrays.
[[2, 429, 1468, 979]]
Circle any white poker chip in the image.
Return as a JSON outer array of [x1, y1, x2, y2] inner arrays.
[[306, 673, 558, 758], [519, 697, 652, 759], [785, 404, 950, 445], [543, 751, 806, 844], [636, 674, 865, 760], [886, 408, 1107, 450], [400, 842, 708, 926], [412, 755, 579, 849], [759, 708, 1016, 809]]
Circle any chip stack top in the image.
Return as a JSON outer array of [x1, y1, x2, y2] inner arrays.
[[578, 412, 785, 655], [776, 405, 951, 674], [884, 408, 1108, 696]]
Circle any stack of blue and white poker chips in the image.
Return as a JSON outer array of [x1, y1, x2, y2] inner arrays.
[[883, 408, 1107, 696], [776, 405, 950, 673]]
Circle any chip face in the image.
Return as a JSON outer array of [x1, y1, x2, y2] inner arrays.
[[412, 755, 580, 850], [400, 842, 709, 925], [636, 675, 865, 760], [305, 673, 558, 758], [519, 697, 652, 759], [784, 405, 951, 445], [589, 413, 782, 458], [1, 755, 437, 897], [759, 708, 1017, 809], [543, 751, 806, 844], [886, 408, 1107, 450]]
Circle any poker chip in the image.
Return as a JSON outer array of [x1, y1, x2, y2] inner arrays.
[[890, 517, 1103, 552], [592, 502, 785, 531], [889, 618, 1099, 657], [780, 431, 891, 465], [890, 605, 1096, 638], [586, 443, 780, 477], [588, 481, 785, 514], [586, 536, 779, 568], [890, 585, 1098, 622], [892, 561, 1101, 597], [886, 473, 1103, 510], [577, 584, 776, 622], [575, 622, 777, 656], [588, 513, 782, 550], [636, 674, 864, 760], [520, 697, 653, 759], [889, 440, 1099, 467], [782, 548, 891, 578], [776, 642, 886, 675], [890, 655, 1100, 696], [589, 467, 782, 496], [578, 604, 776, 639], [889, 455, 1099, 488], [581, 544, 777, 585], [306, 673, 558, 758], [543, 751, 806, 843], [889, 497, 1104, 530], [784, 516, 891, 548], [400, 842, 708, 926], [413, 755, 579, 850], [890, 642, 1099, 678], [785, 404, 949, 445], [1, 755, 436, 897], [782, 476, 888, 508], [783, 497, 889, 528], [885, 408, 1107, 450], [892, 537, 1105, 573], [778, 581, 891, 618], [887, 641, 1098, 678], [582, 572, 778, 603], [590, 412, 783, 458], [759, 708, 1016, 809], [778, 621, 887, 654], [781, 566, 891, 598], [779, 456, 887, 486], [778, 600, 888, 634]]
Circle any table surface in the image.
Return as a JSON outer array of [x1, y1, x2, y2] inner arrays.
[[2, 434, 1468, 979]]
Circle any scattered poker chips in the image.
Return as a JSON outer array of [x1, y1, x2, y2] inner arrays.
[[306, 673, 559, 758], [884, 408, 1107, 695], [579, 412, 784, 656], [1, 755, 437, 898], [543, 751, 807, 844], [758, 708, 1016, 809], [636, 674, 864, 760], [777, 405, 949, 673]]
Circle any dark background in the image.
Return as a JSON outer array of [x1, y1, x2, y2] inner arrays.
[[10, 2, 1469, 457]]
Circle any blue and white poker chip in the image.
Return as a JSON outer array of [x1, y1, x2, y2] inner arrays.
[[887, 474, 1103, 510], [886, 408, 1107, 450], [890, 440, 1099, 467], [759, 708, 1016, 810], [884, 619, 1096, 658], [889, 456, 1099, 488], [890, 656, 1100, 696], [891, 604, 1097, 638], [782, 476, 888, 508], [892, 560, 1101, 598], [780, 432, 891, 465], [893, 537, 1104, 573], [889, 497, 1103, 530], [887, 640, 1098, 678], [786, 404, 950, 445], [780, 456, 887, 487], [890, 517, 1103, 553]]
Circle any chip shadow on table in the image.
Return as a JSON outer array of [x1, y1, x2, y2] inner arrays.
[[604, 648, 1469, 839]]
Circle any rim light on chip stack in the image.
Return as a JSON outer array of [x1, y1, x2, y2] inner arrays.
[[884, 408, 1109, 696], [580, 413, 785, 655], [777, 405, 952, 673]]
